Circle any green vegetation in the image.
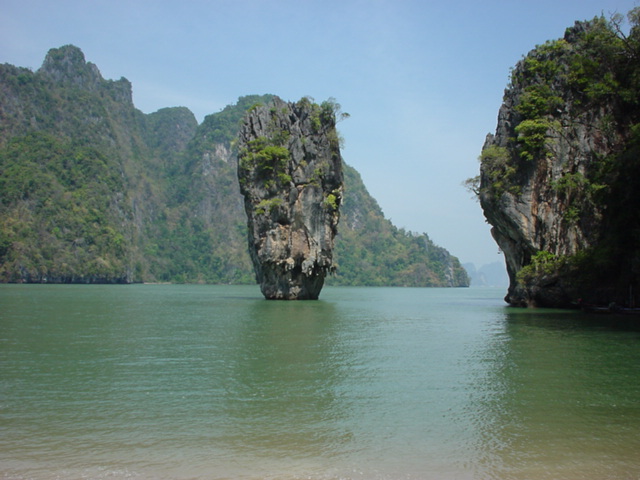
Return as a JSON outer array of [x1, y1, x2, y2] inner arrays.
[[478, 8, 640, 305], [255, 197, 283, 215], [515, 251, 565, 286], [514, 84, 563, 118], [301, 96, 348, 148], [323, 191, 339, 211], [239, 138, 292, 189], [327, 165, 468, 287], [514, 118, 561, 161], [0, 46, 468, 286], [477, 145, 518, 199], [550, 171, 606, 223], [0, 132, 130, 282]]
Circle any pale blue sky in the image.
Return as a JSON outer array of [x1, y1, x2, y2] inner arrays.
[[2, 0, 638, 268]]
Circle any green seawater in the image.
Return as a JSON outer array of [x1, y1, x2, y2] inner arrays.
[[1, 284, 639, 479]]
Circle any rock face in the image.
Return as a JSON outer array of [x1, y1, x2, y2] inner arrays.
[[478, 16, 640, 307], [237, 97, 343, 299]]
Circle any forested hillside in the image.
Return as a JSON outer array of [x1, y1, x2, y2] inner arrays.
[[0, 45, 469, 287]]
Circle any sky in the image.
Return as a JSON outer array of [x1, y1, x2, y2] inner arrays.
[[2, 0, 638, 269]]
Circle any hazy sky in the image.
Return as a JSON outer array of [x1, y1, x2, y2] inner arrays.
[[2, 0, 638, 268]]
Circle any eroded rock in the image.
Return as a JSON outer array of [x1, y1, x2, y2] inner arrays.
[[237, 97, 343, 299], [478, 18, 640, 307]]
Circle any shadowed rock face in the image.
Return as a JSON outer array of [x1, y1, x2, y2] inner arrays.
[[237, 97, 343, 299], [479, 25, 610, 307], [478, 19, 640, 307]]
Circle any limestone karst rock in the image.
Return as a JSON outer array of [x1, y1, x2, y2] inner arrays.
[[39, 45, 133, 104], [237, 97, 343, 299], [478, 16, 640, 307]]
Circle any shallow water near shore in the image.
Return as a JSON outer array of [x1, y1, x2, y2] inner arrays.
[[1, 284, 639, 479]]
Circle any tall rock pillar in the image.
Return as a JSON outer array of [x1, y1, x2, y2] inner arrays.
[[237, 97, 343, 299]]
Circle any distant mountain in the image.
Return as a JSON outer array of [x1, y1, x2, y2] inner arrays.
[[0, 45, 469, 287], [463, 262, 509, 287]]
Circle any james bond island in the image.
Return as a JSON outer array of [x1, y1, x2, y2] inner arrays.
[[237, 97, 344, 300]]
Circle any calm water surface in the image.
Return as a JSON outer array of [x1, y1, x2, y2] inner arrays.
[[1, 285, 639, 479]]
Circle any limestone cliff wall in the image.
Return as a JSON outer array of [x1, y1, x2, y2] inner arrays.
[[479, 17, 640, 307]]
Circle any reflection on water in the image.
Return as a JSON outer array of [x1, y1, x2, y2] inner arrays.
[[221, 300, 355, 458], [1, 285, 640, 479]]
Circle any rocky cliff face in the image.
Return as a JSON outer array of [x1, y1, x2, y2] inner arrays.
[[237, 97, 343, 299], [479, 15, 640, 307]]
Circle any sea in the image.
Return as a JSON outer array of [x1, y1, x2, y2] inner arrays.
[[1, 284, 639, 480]]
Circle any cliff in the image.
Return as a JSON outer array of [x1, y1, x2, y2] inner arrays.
[[478, 12, 640, 307], [0, 45, 146, 283], [0, 45, 469, 287], [237, 97, 343, 299]]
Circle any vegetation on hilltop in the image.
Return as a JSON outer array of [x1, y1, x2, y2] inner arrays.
[[330, 165, 468, 287], [473, 9, 640, 306], [0, 46, 468, 287]]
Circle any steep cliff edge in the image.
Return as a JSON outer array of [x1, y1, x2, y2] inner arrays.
[[478, 12, 640, 307], [237, 97, 343, 299]]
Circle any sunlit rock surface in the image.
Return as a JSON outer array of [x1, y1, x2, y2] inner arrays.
[[237, 97, 343, 299]]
